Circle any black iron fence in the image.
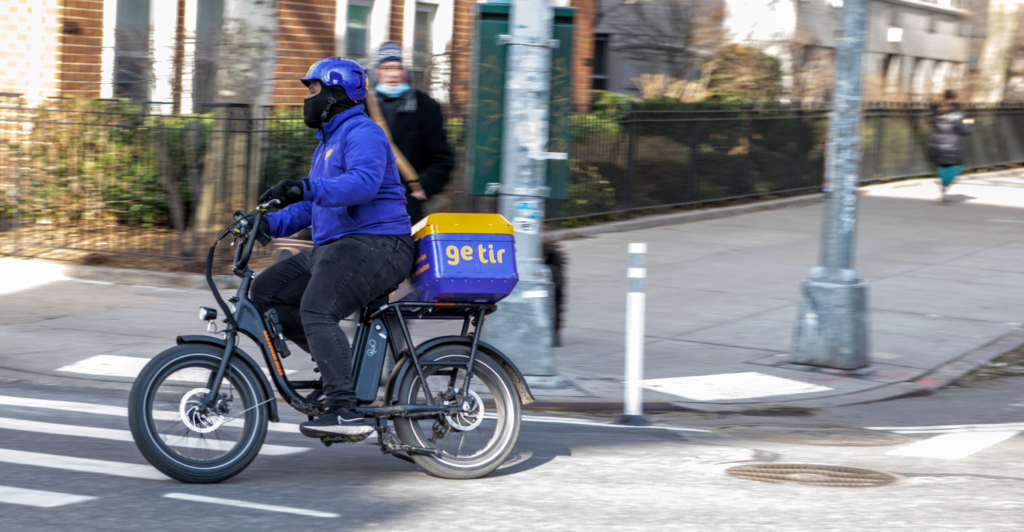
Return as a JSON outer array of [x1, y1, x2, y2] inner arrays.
[[546, 101, 1024, 222], [545, 102, 831, 222], [2, 97, 1023, 261], [0, 97, 310, 263]]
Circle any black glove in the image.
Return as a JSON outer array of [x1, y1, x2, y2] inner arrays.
[[259, 179, 305, 207], [243, 214, 271, 246]]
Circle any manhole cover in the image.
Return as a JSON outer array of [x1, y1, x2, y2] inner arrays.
[[725, 464, 902, 487], [716, 425, 908, 447]]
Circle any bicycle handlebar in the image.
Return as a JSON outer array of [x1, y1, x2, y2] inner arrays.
[[205, 197, 281, 329], [232, 198, 281, 273]]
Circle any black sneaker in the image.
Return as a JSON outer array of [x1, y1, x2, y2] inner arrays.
[[299, 407, 374, 441]]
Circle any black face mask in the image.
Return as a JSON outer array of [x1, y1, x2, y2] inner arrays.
[[303, 86, 356, 129]]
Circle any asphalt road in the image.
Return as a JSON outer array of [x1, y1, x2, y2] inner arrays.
[[0, 376, 1021, 531]]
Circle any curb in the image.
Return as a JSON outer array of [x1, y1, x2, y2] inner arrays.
[[546, 193, 824, 242], [523, 325, 1024, 414], [913, 325, 1024, 390], [62, 264, 241, 291]]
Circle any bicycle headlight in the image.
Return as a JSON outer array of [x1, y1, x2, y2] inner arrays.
[[199, 307, 218, 321]]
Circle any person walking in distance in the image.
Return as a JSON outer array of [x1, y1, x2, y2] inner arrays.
[[929, 90, 974, 204], [367, 42, 455, 224]]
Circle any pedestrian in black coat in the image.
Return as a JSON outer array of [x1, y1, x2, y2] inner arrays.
[[373, 42, 455, 223], [929, 90, 974, 203]]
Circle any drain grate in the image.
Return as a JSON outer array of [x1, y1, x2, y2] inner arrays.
[[725, 463, 902, 487], [716, 425, 908, 447]]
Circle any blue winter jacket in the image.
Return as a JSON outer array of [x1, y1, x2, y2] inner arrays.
[[265, 105, 410, 244]]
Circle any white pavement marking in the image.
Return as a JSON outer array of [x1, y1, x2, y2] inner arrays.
[[0, 485, 95, 508], [0, 449, 168, 480], [886, 431, 1020, 460], [867, 422, 1024, 434], [0, 395, 300, 433], [54, 354, 295, 380], [55, 355, 150, 378], [512, 414, 712, 433], [0, 417, 307, 456], [0, 394, 128, 416], [0, 258, 67, 295], [163, 493, 339, 518], [640, 372, 832, 401]]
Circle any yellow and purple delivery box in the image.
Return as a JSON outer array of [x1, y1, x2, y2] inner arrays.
[[391, 213, 519, 303]]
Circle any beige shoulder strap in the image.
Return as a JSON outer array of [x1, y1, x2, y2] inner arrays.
[[364, 91, 423, 193]]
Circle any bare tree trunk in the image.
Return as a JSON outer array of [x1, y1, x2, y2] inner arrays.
[[186, 120, 204, 259], [976, 0, 1024, 103], [155, 131, 186, 232], [193, 0, 276, 246]]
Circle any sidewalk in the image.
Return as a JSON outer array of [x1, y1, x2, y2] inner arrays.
[[549, 169, 1024, 410], [1, 170, 1023, 412]]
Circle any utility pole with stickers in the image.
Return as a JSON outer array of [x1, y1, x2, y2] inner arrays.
[[466, 0, 573, 376]]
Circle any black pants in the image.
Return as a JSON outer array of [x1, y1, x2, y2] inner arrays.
[[252, 233, 415, 410]]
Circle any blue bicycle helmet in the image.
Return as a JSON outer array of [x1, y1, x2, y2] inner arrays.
[[300, 57, 368, 102]]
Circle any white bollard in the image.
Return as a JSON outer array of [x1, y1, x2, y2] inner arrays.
[[620, 242, 647, 426]]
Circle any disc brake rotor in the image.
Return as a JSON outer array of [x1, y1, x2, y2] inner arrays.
[[179, 388, 226, 434], [444, 389, 484, 431]]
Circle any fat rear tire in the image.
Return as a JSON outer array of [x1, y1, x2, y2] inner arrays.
[[393, 345, 522, 479]]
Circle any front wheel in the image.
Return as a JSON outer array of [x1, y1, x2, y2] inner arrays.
[[393, 345, 522, 479], [128, 344, 268, 483]]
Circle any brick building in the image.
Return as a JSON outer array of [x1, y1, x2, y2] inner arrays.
[[0, 0, 596, 111]]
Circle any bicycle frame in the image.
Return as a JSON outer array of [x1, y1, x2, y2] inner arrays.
[[198, 203, 499, 422]]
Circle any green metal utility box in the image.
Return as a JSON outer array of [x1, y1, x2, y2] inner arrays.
[[467, 4, 574, 200]]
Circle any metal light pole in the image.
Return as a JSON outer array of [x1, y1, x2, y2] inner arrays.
[[481, 0, 557, 376], [792, 0, 870, 369]]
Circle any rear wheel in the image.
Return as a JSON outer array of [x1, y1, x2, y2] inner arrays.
[[128, 344, 268, 483], [393, 345, 521, 479]]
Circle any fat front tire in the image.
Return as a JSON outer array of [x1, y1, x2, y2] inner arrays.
[[128, 344, 268, 483], [393, 345, 522, 479]]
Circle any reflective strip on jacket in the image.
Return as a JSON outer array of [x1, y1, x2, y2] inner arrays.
[[266, 105, 411, 244]]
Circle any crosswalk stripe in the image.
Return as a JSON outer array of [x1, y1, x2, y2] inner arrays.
[[867, 422, 1024, 434], [0, 395, 127, 416], [164, 493, 339, 518], [0, 417, 308, 456], [510, 414, 713, 433], [0, 395, 300, 433], [0, 449, 168, 480], [0, 485, 96, 508], [886, 431, 1020, 460]]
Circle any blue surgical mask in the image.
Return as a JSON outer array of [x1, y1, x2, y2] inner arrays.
[[376, 83, 410, 98]]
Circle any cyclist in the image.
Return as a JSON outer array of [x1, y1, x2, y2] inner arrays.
[[252, 57, 415, 440]]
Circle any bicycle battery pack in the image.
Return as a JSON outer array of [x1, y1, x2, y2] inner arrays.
[[353, 317, 389, 403]]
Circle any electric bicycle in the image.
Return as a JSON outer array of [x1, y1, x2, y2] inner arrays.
[[127, 199, 533, 483]]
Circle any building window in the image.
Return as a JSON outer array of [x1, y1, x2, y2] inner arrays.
[[346, 0, 373, 65], [592, 34, 609, 91], [411, 2, 437, 88], [114, 0, 151, 100]]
